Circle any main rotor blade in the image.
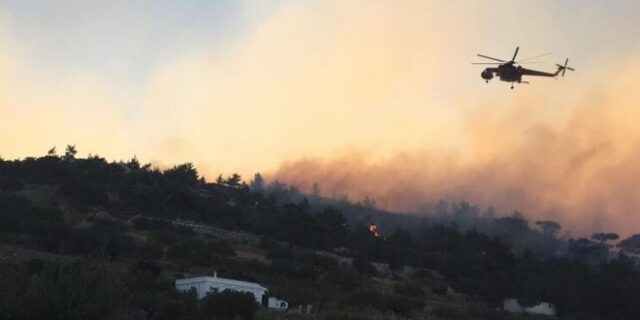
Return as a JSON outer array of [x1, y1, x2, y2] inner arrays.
[[517, 52, 553, 63], [477, 54, 506, 62], [472, 62, 501, 65], [512, 46, 519, 61]]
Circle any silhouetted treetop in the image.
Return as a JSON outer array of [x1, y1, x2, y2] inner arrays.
[[591, 232, 619, 244]]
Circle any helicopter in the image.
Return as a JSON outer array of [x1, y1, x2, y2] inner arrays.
[[473, 47, 574, 89]]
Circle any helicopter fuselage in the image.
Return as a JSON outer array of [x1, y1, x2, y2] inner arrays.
[[481, 63, 522, 83]]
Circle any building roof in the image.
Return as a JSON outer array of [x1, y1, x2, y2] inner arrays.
[[175, 275, 268, 291]]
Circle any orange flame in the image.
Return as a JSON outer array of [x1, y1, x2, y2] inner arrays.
[[368, 223, 380, 238]]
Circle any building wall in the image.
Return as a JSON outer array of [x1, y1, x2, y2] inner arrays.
[[175, 277, 266, 302], [176, 276, 288, 310], [525, 302, 556, 316], [208, 282, 266, 302], [503, 299, 556, 316], [176, 281, 214, 299]]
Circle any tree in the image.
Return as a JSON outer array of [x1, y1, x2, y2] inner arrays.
[[591, 232, 619, 245], [312, 182, 321, 197], [0, 260, 122, 320], [63, 144, 77, 161], [126, 262, 199, 320], [127, 156, 141, 170], [358, 196, 376, 209], [164, 163, 199, 187], [353, 257, 377, 276], [47, 146, 57, 157], [483, 206, 496, 218], [200, 290, 259, 320], [224, 173, 242, 188], [453, 201, 479, 221], [316, 207, 348, 248], [618, 234, 640, 254], [535, 220, 562, 237], [495, 215, 529, 236], [511, 210, 526, 220], [383, 229, 416, 269], [434, 199, 449, 216], [250, 173, 265, 192]]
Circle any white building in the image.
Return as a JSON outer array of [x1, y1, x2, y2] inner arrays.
[[175, 272, 288, 310], [503, 298, 556, 316]]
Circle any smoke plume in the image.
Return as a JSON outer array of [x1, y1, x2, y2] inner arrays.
[[272, 61, 640, 237]]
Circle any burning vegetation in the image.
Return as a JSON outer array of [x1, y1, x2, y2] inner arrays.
[[368, 223, 380, 238]]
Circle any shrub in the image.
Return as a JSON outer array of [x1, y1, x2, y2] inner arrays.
[[166, 239, 235, 267], [131, 217, 169, 230], [201, 290, 259, 320], [136, 241, 164, 260], [0, 260, 123, 320], [393, 281, 425, 298], [432, 283, 448, 295], [353, 258, 377, 276]]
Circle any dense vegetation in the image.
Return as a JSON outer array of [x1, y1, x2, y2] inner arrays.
[[1, 147, 640, 319]]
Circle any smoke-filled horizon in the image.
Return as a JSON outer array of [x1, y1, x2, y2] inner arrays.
[[272, 60, 640, 237], [2, 1, 640, 236]]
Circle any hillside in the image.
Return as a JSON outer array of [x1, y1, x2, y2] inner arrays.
[[1, 150, 639, 320]]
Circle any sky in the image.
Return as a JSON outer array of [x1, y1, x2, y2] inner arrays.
[[1, 1, 640, 235]]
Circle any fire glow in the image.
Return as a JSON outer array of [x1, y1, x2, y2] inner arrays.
[[368, 223, 380, 238]]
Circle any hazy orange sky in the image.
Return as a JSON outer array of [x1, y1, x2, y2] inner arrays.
[[2, 1, 640, 235]]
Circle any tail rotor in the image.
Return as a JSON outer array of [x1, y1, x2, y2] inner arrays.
[[556, 58, 575, 77]]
